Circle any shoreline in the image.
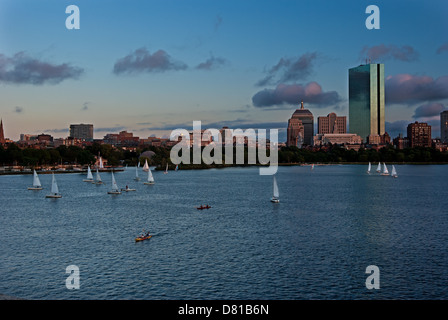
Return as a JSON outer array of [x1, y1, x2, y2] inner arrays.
[[1, 162, 447, 175]]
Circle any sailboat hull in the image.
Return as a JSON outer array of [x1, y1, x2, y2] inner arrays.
[[108, 191, 122, 194], [46, 194, 62, 198], [271, 198, 279, 203], [28, 187, 43, 190], [143, 182, 155, 185]]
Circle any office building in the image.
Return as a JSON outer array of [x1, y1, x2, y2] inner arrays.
[[441, 110, 448, 143], [407, 121, 431, 148], [318, 113, 346, 134], [0, 119, 5, 144], [349, 63, 385, 142], [70, 124, 94, 141], [286, 101, 314, 147]]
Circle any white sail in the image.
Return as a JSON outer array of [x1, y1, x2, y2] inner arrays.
[[33, 170, 42, 187], [273, 175, 279, 198], [391, 165, 398, 177], [376, 162, 381, 172], [51, 173, 59, 194], [87, 166, 93, 180], [164, 163, 168, 174], [147, 169, 154, 183], [143, 159, 149, 172], [367, 162, 371, 173], [111, 172, 119, 191], [99, 157, 104, 169], [134, 166, 140, 180], [95, 169, 102, 183], [383, 163, 389, 174]]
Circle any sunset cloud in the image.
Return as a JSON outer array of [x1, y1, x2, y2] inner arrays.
[[113, 48, 187, 75], [256, 52, 318, 86], [0, 52, 83, 85], [252, 82, 341, 108], [360, 44, 419, 62], [385, 74, 448, 104]]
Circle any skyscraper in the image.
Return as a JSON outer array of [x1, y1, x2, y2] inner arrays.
[[0, 119, 5, 144], [348, 63, 385, 142], [286, 101, 314, 147], [441, 110, 448, 143], [69, 124, 94, 141]]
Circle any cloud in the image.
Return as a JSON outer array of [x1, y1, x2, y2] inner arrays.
[[214, 14, 223, 32], [0, 52, 83, 85], [360, 44, 419, 62], [436, 42, 448, 54], [385, 74, 448, 104], [412, 103, 446, 119], [385, 120, 409, 136], [252, 82, 341, 108], [81, 102, 90, 111], [95, 126, 128, 133], [195, 56, 227, 70], [256, 52, 318, 86], [14, 106, 23, 113], [113, 48, 187, 75]]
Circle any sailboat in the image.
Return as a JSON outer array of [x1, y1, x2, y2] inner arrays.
[[381, 163, 390, 176], [175, 164, 178, 171], [107, 172, 122, 194], [99, 156, 104, 169], [367, 162, 371, 174], [83, 166, 94, 182], [28, 170, 43, 190], [144, 169, 155, 185], [93, 169, 103, 184], [46, 173, 62, 198], [270, 175, 280, 203], [311, 164, 314, 170], [163, 163, 168, 174], [143, 159, 149, 172], [391, 165, 398, 178], [376, 162, 381, 173], [134, 166, 141, 181]]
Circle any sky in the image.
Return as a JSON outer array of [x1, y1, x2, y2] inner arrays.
[[0, 0, 447, 142]]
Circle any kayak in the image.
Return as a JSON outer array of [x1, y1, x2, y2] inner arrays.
[[197, 206, 211, 210], [135, 235, 152, 242]]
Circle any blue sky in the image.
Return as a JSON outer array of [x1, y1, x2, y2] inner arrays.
[[1, 0, 447, 141]]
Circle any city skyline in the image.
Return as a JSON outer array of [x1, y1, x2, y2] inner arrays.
[[1, 0, 448, 141]]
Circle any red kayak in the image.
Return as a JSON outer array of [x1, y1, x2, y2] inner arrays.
[[197, 205, 211, 210], [135, 235, 152, 242]]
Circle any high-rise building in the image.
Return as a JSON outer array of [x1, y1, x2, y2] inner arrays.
[[286, 101, 314, 147], [348, 63, 385, 142], [407, 121, 431, 148], [70, 124, 94, 141], [318, 113, 347, 134], [441, 110, 448, 143], [0, 119, 5, 144]]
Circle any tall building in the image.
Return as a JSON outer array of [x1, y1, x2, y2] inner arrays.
[[318, 113, 347, 134], [407, 121, 431, 148], [286, 101, 314, 147], [70, 124, 93, 141], [348, 63, 385, 142], [0, 119, 5, 144], [441, 110, 448, 143]]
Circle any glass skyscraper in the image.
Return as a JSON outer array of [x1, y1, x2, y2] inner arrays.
[[348, 63, 385, 142]]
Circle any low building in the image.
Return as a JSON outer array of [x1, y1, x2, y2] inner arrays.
[[313, 133, 362, 146]]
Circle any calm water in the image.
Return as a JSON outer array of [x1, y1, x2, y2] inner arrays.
[[0, 165, 447, 300]]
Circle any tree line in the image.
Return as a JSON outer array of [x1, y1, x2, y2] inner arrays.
[[1, 142, 448, 169]]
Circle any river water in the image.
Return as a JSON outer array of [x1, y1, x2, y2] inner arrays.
[[0, 165, 447, 299]]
